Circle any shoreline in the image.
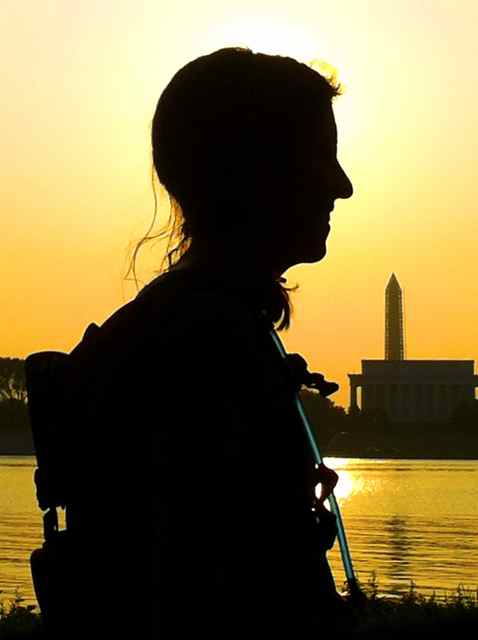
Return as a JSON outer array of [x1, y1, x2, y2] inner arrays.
[[2, 451, 478, 461]]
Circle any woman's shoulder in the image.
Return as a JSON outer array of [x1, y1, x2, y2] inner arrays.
[[135, 269, 267, 337], [70, 270, 267, 368]]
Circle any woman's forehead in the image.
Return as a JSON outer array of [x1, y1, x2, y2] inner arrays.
[[316, 106, 337, 144], [303, 106, 337, 152]]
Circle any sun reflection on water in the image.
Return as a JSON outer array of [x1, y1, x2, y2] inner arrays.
[[321, 457, 364, 503]]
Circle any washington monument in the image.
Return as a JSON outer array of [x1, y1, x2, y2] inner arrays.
[[385, 273, 404, 360]]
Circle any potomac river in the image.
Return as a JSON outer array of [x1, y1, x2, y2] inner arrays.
[[1, 456, 477, 610]]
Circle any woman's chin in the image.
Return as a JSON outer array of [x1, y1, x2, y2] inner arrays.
[[308, 240, 328, 263], [281, 236, 328, 269], [292, 243, 327, 267]]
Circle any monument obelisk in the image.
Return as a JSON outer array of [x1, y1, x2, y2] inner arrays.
[[385, 273, 404, 360]]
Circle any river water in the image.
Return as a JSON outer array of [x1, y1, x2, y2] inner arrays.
[[1, 456, 477, 610]]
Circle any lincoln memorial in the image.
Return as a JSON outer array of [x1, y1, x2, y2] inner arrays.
[[349, 359, 478, 422], [348, 275, 478, 422]]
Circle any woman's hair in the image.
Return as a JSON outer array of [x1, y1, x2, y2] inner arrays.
[[126, 47, 341, 331]]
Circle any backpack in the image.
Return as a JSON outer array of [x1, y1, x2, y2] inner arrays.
[[25, 289, 359, 635], [25, 322, 101, 636]]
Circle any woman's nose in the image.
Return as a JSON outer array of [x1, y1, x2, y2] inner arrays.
[[336, 163, 353, 199]]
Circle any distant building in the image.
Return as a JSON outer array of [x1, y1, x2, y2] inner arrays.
[[348, 274, 478, 422]]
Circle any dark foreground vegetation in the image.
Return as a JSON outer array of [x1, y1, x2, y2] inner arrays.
[[1, 576, 477, 637], [350, 575, 478, 633]]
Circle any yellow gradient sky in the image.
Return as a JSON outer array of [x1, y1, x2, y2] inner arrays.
[[2, 0, 477, 408]]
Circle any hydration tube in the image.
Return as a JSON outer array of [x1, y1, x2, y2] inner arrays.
[[269, 328, 362, 598]]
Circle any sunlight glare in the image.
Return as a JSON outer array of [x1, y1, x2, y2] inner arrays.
[[328, 469, 355, 502], [322, 458, 356, 503], [206, 17, 328, 68]]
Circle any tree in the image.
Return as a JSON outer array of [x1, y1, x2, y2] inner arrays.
[[0, 358, 27, 403], [299, 388, 347, 446], [347, 407, 390, 434]]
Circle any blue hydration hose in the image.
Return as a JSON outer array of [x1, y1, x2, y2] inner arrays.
[[269, 328, 361, 597]]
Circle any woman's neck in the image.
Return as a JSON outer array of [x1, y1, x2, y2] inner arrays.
[[170, 244, 283, 282]]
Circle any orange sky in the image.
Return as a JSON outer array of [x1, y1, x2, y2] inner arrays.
[[2, 0, 477, 408]]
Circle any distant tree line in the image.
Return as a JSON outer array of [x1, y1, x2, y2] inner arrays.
[[344, 401, 478, 436], [301, 387, 477, 458], [0, 356, 476, 456], [299, 388, 347, 447], [0, 358, 29, 429], [0, 358, 31, 453], [0, 357, 27, 403]]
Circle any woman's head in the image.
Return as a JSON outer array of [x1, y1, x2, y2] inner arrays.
[[151, 47, 352, 274]]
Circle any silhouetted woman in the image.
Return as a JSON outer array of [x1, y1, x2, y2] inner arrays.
[[67, 46, 353, 639]]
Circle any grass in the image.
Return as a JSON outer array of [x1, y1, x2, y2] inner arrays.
[[346, 573, 478, 633], [1, 576, 477, 637], [0, 589, 43, 639]]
